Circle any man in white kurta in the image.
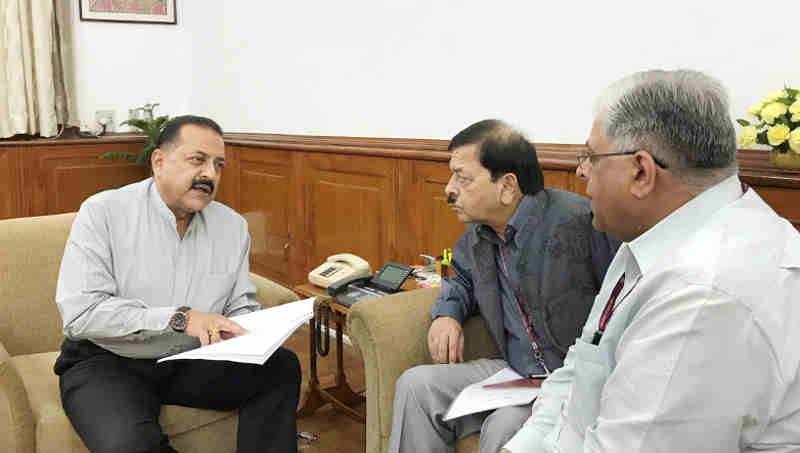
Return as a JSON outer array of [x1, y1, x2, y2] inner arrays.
[[502, 70, 800, 452]]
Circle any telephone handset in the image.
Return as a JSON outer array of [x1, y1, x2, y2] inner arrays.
[[308, 253, 371, 288]]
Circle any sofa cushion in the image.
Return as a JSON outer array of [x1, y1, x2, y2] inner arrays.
[[457, 434, 479, 453], [11, 352, 237, 452]]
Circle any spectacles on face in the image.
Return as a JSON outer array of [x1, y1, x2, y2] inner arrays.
[[576, 149, 668, 169]]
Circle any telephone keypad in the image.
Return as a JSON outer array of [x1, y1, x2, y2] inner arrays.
[[320, 266, 340, 278]]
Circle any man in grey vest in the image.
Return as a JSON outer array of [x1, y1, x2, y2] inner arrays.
[[387, 119, 620, 453]]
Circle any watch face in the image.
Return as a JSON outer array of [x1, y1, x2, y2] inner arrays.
[[170, 311, 187, 332]]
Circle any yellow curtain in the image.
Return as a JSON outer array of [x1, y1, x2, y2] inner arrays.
[[0, 0, 77, 138]]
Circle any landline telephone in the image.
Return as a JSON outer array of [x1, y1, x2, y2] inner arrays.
[[326, 261, 413, 307], [308, 253, 371, 288], [314, 260, 413, 357]]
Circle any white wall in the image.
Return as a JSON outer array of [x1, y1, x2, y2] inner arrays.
[[71, 1, 800, 142], [68, 1, 206, 131]]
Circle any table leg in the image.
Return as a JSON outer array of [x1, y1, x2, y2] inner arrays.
[[297, 317, 326, 417], [297, 310, 366, 423]]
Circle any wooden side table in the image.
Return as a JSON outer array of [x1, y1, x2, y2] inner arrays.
[[294, 283, 366, 422]]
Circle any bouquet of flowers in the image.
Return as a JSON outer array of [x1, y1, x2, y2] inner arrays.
[[737, 88, 800, 154]]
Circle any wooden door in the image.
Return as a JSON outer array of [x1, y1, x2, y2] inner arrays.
[[0, 148, 21, 220], [398, 160, 464, 266], [233, 146, 297, 286], [22, 143, 148, 217], [302, 153, 397, 278]]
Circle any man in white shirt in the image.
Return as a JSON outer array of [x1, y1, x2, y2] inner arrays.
[[502, 70, 800, 452], [54, 116, 301, 453]]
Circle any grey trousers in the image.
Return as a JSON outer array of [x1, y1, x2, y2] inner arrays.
[[387, 358, 532, 453]]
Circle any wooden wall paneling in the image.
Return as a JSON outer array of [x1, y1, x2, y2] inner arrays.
[[751, 186, 800, 230], [235, 146, 296, 286], [216, 144, 241, 211], [542, 170, 570, 191], [290, 151, 308, 284], [397, 159, 464, 266], [22, 143, 149, 216], [303, 153, 397, 279], [0, 148, 21, 220]]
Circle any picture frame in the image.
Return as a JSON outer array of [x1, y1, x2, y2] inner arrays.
[[79, 0, 177, 25]]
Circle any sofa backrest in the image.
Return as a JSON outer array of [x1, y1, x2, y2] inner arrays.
[[0, 213, 76, 356]]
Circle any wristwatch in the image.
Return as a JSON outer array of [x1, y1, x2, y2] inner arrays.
[[169, 306, 192, 332]]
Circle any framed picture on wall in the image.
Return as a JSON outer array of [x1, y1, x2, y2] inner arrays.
[[79, 0, 177, 24]]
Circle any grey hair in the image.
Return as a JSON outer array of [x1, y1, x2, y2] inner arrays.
[[593, 70, 738, 192]]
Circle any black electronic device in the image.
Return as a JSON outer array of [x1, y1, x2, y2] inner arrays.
[[326, 261, 413, 307]]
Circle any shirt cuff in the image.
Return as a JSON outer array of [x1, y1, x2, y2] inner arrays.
[[147, 306, 181, 331], [429, 301, 465, 323]]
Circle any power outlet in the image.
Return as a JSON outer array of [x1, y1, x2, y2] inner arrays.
[[95, 110, 115, 133]]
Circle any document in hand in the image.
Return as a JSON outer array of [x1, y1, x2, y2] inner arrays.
[[157, 297, 315, 365], [442, 367, 542, 421]]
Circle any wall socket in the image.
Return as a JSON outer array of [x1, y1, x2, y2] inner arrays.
[[95, 110, 115, 133]]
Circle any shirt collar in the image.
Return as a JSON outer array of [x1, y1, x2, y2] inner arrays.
[[148, 178, 204, 234], [476, 193, 542, 247], [627, 174, 744, 277]]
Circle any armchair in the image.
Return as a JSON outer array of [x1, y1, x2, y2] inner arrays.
[[347, 288, 499, 453], [0, 213, 298, 453]]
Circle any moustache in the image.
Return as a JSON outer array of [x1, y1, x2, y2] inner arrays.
[[447, 193, 457, 205], [190, 179, 215, 193]]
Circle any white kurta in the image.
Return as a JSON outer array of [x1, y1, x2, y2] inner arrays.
[[505, 175, 800, 452]]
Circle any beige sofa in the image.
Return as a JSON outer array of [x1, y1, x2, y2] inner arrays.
[[0, 212, 299, 453], [348, 288, 500, 453]]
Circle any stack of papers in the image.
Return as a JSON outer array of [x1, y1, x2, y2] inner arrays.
[[158, 297, 315, 365], [443, 367, 543, 421]]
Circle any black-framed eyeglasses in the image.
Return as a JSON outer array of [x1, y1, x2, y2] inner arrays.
[[576, 150, 668, 169]]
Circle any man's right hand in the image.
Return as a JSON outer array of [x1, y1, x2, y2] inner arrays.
[[185, 311, 247, 346], [428, 316, 464, 364]]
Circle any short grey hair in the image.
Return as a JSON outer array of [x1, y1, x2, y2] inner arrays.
[[593, 70, 738, 192]]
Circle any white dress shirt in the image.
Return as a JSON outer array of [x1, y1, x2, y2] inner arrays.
[[504, 175, 800, 452], [55, 178, 259, 359]]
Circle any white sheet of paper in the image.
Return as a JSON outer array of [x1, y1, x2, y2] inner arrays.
[[442, 367, 542, 421], [157, 297, 315, 365]]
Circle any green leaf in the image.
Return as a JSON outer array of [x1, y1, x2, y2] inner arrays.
[[119, 118, 150, 131], [736, 119, 751, 127], [757, 130, 769, 145], [785, 87, 799, 98]]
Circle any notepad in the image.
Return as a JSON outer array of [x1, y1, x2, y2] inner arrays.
[[157, 297, 315, 365], [443, 367, 542, 421]]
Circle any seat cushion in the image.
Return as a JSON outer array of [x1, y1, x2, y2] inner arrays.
[[11, 352, 237, 453]]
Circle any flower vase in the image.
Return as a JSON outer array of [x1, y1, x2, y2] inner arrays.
[[769, 149, 800, 171]]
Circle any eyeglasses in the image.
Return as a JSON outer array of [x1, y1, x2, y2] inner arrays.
[[576, 150, 668, 169]]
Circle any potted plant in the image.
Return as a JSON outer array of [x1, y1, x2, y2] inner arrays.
[[100, 103, 169, 171], [737, 87, 800, 170]]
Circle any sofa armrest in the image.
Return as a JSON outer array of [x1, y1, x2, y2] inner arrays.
[[248, 272, 299, 309], [347, 287, 439, 453], [348, 287, 501, 453], [0, 342, 34, 453]]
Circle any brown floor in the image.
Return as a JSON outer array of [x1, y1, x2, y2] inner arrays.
[[284, 324, 367, 453]]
